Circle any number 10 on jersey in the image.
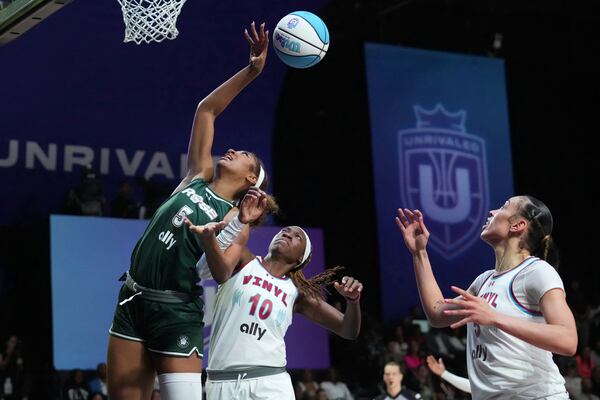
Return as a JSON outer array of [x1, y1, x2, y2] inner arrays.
[[249, 294, 273, 320]]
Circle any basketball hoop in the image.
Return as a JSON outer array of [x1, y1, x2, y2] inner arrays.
[[117, 0, 187, 44]]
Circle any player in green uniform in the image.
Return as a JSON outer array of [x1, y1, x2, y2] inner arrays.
[[107, 21, 271, 400]]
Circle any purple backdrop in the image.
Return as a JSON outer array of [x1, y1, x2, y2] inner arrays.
[[50, 215, 329, 370], [0, 0, 328, 225]]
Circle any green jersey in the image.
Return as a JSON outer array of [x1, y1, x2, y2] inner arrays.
[[129, 179, 234, 294]]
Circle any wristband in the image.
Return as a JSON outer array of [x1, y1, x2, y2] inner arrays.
[[230, 215, 245, 229], [215, 216, 245, 249], [345, 293, 361, 303]]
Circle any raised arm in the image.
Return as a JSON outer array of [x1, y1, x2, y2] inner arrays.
[[396, 209, 465, 328], [426, 355, 472, 393], [173, 22, 269, 193], [444, 287, 577, 356], [295, 276, 363, 340], [186, 188, 267, 283], [190, 221, 249, 284]]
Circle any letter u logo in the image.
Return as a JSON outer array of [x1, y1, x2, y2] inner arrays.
[[418, 164, 471, 223]]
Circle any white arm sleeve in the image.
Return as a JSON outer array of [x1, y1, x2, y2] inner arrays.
[[195, 216, 245, 281], [441, 370, 471, 393]]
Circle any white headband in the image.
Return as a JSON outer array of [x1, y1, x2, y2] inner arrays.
[[297, 227, 312, 266], [268, 226, 312, 267], [254, 165, 265, 188]]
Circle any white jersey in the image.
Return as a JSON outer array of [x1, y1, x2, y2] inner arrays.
[[466, 256, 568, 399], [207, 257, 298, 370]]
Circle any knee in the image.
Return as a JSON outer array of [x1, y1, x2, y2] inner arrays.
[[158, 373, 204, 400]]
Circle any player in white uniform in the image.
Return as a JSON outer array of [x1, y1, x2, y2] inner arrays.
[[185, 210, 364, 400], [396, 195, 577, 399]]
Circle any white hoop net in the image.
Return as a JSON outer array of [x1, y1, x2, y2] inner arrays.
[[117, 0, 187, 44]]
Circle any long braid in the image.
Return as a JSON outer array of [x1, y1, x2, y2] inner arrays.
[[289, 266, 345, 300]]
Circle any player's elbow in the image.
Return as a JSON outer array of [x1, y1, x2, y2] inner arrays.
[[427, 315, 450, 329], [197, 100, 220, 117], [560, 337, 578, 357], [552, 332, 577, 356], [336, 323, 360, 340], [339, 330, 360, 340]]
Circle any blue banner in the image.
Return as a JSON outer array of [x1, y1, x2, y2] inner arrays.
[[365, 43, 514, 321], [0, 0, 327, 225]]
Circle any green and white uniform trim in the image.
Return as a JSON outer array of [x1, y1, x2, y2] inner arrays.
[[110, 178, 234, 355], [129, 178, 234, 294]]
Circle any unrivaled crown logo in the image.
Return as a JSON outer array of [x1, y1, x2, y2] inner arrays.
[[398, 104, 489, 259]]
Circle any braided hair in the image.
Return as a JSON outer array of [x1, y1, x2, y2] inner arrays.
[[289, 265, 345, 301], [286, 227, 343, 300], [516, 195, 560, 268]]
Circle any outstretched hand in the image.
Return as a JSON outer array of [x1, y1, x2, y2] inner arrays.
[[244, 21, 269, 73], [443, 286, 498, 329], [184, 218, 226, 238], [334, 276, 363, 302], [238, 187, 268, 224], [426, 355, 446, 376], [395, 208, 430, 254]]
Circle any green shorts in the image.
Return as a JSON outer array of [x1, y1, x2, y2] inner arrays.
[[109, 285, 205, 357]]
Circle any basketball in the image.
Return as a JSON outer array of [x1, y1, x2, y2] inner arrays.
[[272, 11, 330, 69]]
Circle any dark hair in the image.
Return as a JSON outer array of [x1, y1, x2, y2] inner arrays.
[[254, 154, 269, 192], [289, 266, 345, 301], [517, 195, 560, 268], [249, 193, 280, 228], [384, 361, 403, 373], [234, 153, 270, 197], [233, 154, 278, 225]]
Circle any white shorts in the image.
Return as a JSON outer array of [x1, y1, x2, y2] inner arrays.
[[205, 371, 294, 400]]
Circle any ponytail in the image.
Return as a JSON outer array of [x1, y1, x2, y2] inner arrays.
[[538, 234, 560, 269], [518, 196, 560, 269], [289, 266, 345, 300]]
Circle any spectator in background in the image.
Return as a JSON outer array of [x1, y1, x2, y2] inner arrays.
[[63, 369, 89, 400], [88, 362, 107, 397], [63, 165, 106, 216], [576, 378, 600, 400], [415, 364, 435, 400], [365, 323, 387, 366], [295, 369, 320, 400], [110, 181, 140, 218], [381, 341, 405, 365], [568, 280, 592, 348], [316, 388, 329, 400], [0, 335, 30, 400], [591, 367, 600, 396], [136, 176, 172, 219], [404, 340, 425, 371], [437, 382, 458, 400], [405, 324, 425, 347], [320, 367, 354, 400], [391, 326, 408, 357], [426, 328, 453, 360], [591, 340, 600, 368], [447, 328, 467, 354], [373, 361, 421, 400], [578, 347, 597, 379], [88, 394, 104, 400], [565, 363, 583, 399]]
